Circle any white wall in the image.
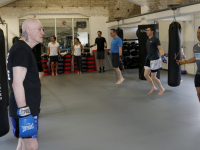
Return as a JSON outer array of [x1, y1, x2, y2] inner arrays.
[[5, 19, 19, 51]]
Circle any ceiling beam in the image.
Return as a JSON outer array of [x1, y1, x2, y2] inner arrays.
[[126, 0, 146, 6], [0, 0, 18, 8]]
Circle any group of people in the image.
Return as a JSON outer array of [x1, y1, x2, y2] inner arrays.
[[6, 18, 200, 150]]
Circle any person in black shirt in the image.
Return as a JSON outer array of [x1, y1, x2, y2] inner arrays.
[[144, 26, 167, 96], [90, 31, 107, 73], [7, 18, 44, 150]]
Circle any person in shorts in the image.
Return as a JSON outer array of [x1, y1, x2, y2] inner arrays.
[[109, 29, 125, 85], [47, 35, 61, 76], [144, 26, 167, 96], [7, 18, 44, 150], [90, 31, 107, 73]]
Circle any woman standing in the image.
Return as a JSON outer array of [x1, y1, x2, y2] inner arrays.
[[72, 38, 84, 75]]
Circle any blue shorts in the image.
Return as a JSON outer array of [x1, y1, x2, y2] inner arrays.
[[10, 115, 39, 138]]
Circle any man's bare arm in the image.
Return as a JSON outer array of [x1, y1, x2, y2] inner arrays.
[[12, 67, 27, 108]]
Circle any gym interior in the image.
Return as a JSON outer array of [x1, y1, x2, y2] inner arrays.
[[1, 0, 200, 150]]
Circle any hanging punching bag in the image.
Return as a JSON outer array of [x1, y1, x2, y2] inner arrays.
[[12, 36, 19, 45], [168, 22, 181, 87], [0, 29, 9, 137], [116, 28, 123, 41]]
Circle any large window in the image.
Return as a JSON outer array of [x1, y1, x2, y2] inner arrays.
[[39, 19, 55, 53], [74, 18, 90, 47], [56, 18, 72, 52], [19, 18, 90, 53]]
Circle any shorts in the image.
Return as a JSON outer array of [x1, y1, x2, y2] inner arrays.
[[10, 115, 39, 138], [97, 51, 105, 59], [112, 53, 119, 68], [195, 74, 200, 87], [37, 61, 43, 72], [144, 59, 160, 73], [50, 56, 58, 63]]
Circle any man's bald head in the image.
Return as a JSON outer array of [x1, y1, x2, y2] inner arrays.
[[22, 18, 40, 33], [21, 18, 44, 47]]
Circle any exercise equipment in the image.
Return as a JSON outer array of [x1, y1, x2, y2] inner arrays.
[[130, 50, 138, 56], [181, 70, 187, 74], [0, 29, 9, 137], [116, 28, 123, 41], [12, 36, 19, 44], [86, 56, 95, 72], [168, 21, 181, 87], [63, 55, 72, 74]]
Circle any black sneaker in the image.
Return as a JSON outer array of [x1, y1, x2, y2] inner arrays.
[[99, 67, 102, 73], [103, 67, 105, 72]]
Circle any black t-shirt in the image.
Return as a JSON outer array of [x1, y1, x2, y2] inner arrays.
[[146, 36, 161, 60], [7, 40, 41, 118], [32, 44, 42, 62], [95, 37, 106, 51]]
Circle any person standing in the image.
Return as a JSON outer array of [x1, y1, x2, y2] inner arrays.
[[177, 26, 200, 102], [47, 35, 61, 76], [144, 26, 167, 96], [109, 29, 125, 85], [72, 38, 84, 75], [90, 31, 107, 73], [7, 18, 44, 150]]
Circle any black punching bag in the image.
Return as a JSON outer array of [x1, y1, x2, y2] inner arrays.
[[116, 28, 123, 41], [137, 24, 160, 80], [0, 29, 9, 137], [12, 36, 19, 44], [168, 22, 181, 87]]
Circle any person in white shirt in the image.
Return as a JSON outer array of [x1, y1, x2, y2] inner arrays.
[[72, 38, 84, 75], [47, 35, 61, 76]]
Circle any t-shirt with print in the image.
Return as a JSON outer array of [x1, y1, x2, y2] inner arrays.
[[193, 43, 200, 75], [146, 36, 161, 60], [7, 40, 41, 118]]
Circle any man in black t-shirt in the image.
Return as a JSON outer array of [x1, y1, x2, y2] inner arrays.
[[7, 18, 44, 150], [144, 27, 167, 96], [90, 31, 107, 73]]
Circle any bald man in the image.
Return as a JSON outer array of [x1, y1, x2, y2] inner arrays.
[[7, 18, 44, 150]]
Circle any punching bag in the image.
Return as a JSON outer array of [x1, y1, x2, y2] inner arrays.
[[0, 29, 9, 137], [168, 22, 181, 87], [116, 28, 123, 41], [137, 24, 160, 80], [12, 36, 19, 45]]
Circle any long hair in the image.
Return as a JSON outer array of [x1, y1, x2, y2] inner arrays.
[[74, 38, 81, 44]]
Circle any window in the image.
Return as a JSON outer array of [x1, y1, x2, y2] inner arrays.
[[73, 18, 90, 47], [56, 18, 72, 52]]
